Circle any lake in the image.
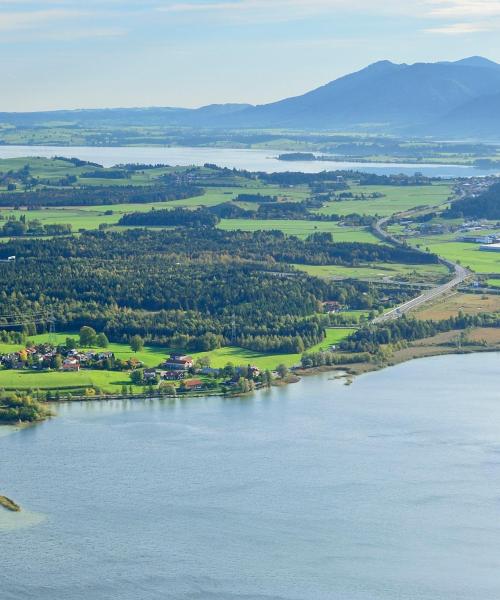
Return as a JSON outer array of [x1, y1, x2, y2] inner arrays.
[[1, 353, 500, 600], [0, 145, 491, 177]]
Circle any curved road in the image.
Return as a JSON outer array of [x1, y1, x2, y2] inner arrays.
[[372, 214, 470, 323]]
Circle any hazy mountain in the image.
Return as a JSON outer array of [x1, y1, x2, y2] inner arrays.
[[1, 57, 500, 138], [221, 57, 500, 133], [426, 91, 500, 138], [0, 103, 251, 128]]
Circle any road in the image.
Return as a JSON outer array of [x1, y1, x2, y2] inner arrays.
[[372, 213, 470, 323]]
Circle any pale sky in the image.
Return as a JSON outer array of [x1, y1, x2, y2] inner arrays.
[[1, 0, 500, 111]]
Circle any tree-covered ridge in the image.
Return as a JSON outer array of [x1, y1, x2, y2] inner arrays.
[[0, 184, 203, 208], [0, 229, 411, 354], [445, 182, 500, 219], [118, 207, 219, 228]]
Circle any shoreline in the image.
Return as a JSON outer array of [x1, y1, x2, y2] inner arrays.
[[1, 341, 499, 427]]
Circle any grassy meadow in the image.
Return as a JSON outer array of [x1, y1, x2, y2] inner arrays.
[[292, 262, 449, 281], [218, 219, 380, 243], [0, 328, 355, 392], [316, 184, 452, 217]]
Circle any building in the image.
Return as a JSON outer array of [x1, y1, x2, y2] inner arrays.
[[183, 379, 203, 391], [480, 243, 500, 252], [163, 354, 194, 371], [163, 371, 186, 381], [323, 301, 342, 314], [62, 358, 80, 371], [162, 371, 186, 381]]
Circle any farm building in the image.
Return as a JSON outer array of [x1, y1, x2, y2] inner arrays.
[[480, 243, 500, 252]]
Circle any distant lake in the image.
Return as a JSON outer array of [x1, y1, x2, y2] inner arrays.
[[2, 353, 500, 600], [0, 145, 492, 177]]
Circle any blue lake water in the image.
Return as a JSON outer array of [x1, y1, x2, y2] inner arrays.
[[0, 145, 491, 177], [1, 353, 500, 599]]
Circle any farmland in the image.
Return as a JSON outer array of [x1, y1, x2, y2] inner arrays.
[[409, 240, 500, 274], [415, 292, 500, 320], [292, 262, 448, 282], [316, 183, 452, 217], [218, 219, 380, 243]]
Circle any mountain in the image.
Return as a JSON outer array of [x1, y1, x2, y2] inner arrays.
[[1, 57, 500, 137], [221, 57, 500, 133], [428, 91, 500, 138], [0, 103, 251, 128]]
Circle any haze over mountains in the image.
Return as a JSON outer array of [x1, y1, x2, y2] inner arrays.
[[2, 57, 500, 138]]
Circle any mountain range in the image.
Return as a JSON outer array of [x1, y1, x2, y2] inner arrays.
[[2, 57, 500, 138]]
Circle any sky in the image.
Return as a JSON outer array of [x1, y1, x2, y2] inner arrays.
[[1, 0, 500, 111]]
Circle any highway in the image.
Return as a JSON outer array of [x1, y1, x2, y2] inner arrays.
[[372, 213, 470, 323]]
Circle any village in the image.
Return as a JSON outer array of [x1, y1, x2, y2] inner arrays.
[[0, 342, 268, 395]]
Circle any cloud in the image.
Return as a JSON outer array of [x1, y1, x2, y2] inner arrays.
[[424, 21, 493, 34], [158, 0, 411, 19], [0, 8, 86, 31], [427, 0, 500, 18]]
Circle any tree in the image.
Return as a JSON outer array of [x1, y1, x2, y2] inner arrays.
[[130, 369, 144, 385], [195, 356, 211, 369], [79, 326, 97, 347], [130, 335, 144, 353], [65, 337, 78, 350], [159, 382, 177, 396], [96, 333, 109, 348], [51, 354, 63, 370], [277, 364, 289, 379]]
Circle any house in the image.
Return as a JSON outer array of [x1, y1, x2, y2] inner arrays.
[[200, 367, 221, 377], [143, 368, 159, 381], [62, 358, 80, 371], [480, 243, 500, 252], [183, 379, 203, 391], [236, 365, 260, 378], [323, 301, 342, 314], [163, 370, 186, 381], [163, 354, 194, 371]]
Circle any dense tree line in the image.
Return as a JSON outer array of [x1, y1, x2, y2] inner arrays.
[[445, 182, 500, 219], [81, 169, 131, 179], [204, 165, 437, 187], [0, 228, 438, 267], [235, 193, 277, 203], [118, 207, 219, 228], [0, 184, 203, 208], [340, 313, 500, 353], [0, 216, 71, 237]]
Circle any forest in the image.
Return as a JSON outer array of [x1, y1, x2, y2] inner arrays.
[[445, 182, 500, 219], [0, 229, 413, 354], [340, 312, 500, 353], [0, 183, 203, 207]]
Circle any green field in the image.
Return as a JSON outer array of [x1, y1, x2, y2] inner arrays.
[[190, 328, 355, 370], [218, 219, 380, 243], [0, 329, 355, 392], [408, 239, 500, 274], [316, 184, 452, 217], [292, 262, 449, 281]]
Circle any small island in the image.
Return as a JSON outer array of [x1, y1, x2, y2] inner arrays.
[[0, 495, 21, 512]]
